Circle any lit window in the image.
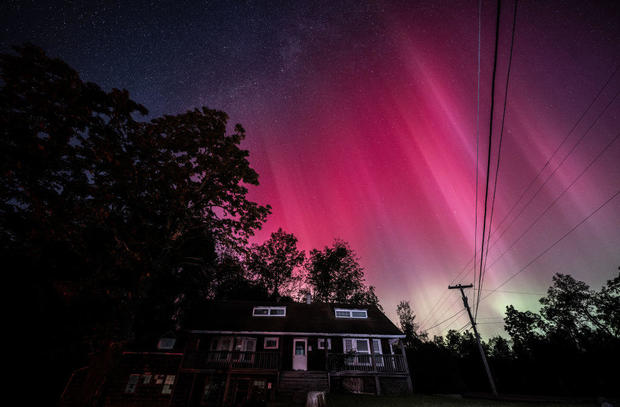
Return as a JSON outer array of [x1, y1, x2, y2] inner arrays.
[[125, 374, 140, 393], [252, 306, 286, 317], [264, 337, 279, 349], [317, 338, 331, 350], [162, 375, 175, 394], [334, 308, 367, 318]]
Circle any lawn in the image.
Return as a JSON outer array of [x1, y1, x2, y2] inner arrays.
[[326, 393, 599, 407]]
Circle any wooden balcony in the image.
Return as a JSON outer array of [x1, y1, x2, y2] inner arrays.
[[327, 353, 408, 375], [182, 351, 279, 371]]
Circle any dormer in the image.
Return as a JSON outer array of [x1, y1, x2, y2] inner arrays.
[[334, 308, 368, 319], [157, 332, 177, 350], [252, 306, 286, 317]]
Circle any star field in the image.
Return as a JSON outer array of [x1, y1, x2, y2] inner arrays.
[[3, 0, 619, 337]]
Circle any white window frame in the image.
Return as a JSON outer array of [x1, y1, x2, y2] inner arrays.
[[162, 375, 175, 394], [371, 338, 384, 367], [263, 337, 279, 349], [157, 337, 176, 350], [125, 374, 140, 393], [343, 338, 371, 366], [334, 308, 367, 319], [233, 337, 257, 363], [317, 338, 332, 350], [253, 306, 287, 317], [211, 336, 234, 351], [208, 336, 233, 363]]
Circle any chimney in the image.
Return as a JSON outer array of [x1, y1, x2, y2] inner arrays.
[[305, 293, 312, 304]]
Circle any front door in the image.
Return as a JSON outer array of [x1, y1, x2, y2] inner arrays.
[[292, 338, 307, 370]]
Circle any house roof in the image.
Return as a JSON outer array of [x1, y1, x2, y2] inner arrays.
[[185, 301, 404, 338]]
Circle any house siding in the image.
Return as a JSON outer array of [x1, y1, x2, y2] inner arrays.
[[82, 302, 411, 407]]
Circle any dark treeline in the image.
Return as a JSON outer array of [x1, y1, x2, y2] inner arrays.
[[1, 45, 379, 404], [398, 273, 620, 397]]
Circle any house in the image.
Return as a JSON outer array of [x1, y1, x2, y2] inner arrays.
[[171, 300, 412, 405], [61, 300, 412, 406]]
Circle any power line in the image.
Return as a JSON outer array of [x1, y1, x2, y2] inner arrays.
[[476, 0, 519, 320], [480, 289, 545, 296], [487, 84, 620, 251], [458, 321, 471, 332], [472, 0, 483, 320], [418, 23, 617, 340], [482, 185, 620, 301], [421, 86, 618, 333], [430, 130, 618, 334], [476, 0, 503, 322], [429, 64, 620, 307], [445, 312, 472, 332], [424, 309, 466, 332], [420, 295, 462, 331], [484, 127, 620, 274]]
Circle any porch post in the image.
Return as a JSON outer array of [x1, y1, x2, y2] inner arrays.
[[370, 341, 381, 395], [325, 339, 331, 392], [399, 340, 413, 393], [324, 339, 328, 370], [222, 370, 232, 404]]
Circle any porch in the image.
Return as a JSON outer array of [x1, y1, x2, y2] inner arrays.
[[327, 353, 408, 375], [182, 351, 280, 371], [181, 350, 408, 375]]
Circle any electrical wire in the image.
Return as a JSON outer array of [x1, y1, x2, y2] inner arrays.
[[484, 125, 620, 274], [476, 0, 519, 320], [417, 21, 618, 340], [482, 184, 620, 301], [424, 309, 466, 332], [487, 65, 620, 249], [476, 0, 503, 323], [472, 0, 483, 317]]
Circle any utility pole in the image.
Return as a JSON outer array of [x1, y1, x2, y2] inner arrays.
[[448, 284, 498, 397]]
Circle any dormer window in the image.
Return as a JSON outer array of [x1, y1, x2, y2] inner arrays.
[[335, 308, 368, 319], [252, 306, 286, 317], [157, 337, 176, 350]]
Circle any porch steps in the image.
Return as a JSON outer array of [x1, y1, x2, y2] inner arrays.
[[278, 371, 328, 404]]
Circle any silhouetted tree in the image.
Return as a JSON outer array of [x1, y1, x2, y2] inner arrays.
[[487, 336, 512, 360], [595, 273, 620, 337], [397, 300, 425, 348], [503, 305, 543, 357], [305, 239, 381, 309], [402, 272, 620, 396], [246, 228, 305, 299], [1, 44, 271, 402], [540, 273, 617, 342]]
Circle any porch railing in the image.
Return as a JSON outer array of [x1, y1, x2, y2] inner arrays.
[[327, 353, 407, 374], [183, 351, 279, 370]]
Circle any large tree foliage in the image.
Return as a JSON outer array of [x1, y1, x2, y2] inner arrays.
[[1, 44, 270, 342], [246, 227, 305, 298], [396, 300, 426, 348], [503, 305, 543, 356], [539, 273, 617, 341], [400, 271, 620, 396], [2, 44, 272, 403], [305, 239, 381, 309]]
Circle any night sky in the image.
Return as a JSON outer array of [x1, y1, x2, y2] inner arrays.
[[3, 0, 619, 337]]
